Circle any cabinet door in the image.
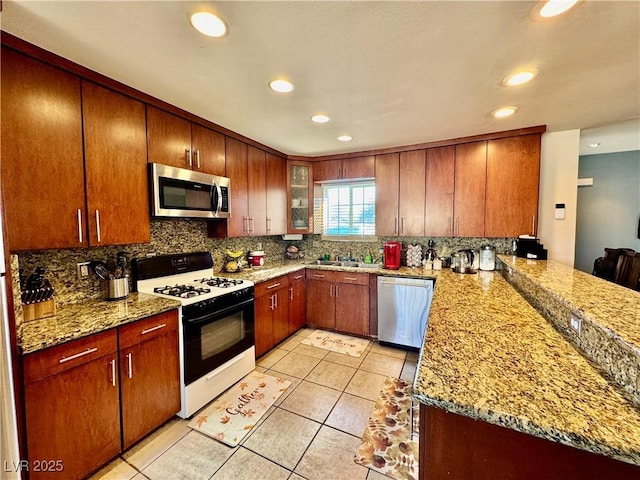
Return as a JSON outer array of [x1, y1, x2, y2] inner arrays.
[[399, 150, 426, 237], [225, 138, 250, 236], [82, 82, 150, 246], [1, 48, 86, 251], [485, 135, 541, 237], [343, 155, 375, 179], [254, 293, 274, 358], [425, 146, 455, 236], [191, 124, 225, 176], [272, 289, 290, 346], [288, 272, 307, 335], [454, 142, 487, 237], [248, 146, 267, 236], [375, 153, 400, 236], [287, 162, 313, 233], [306, 278, 336, 330], [147, 106, 192, 169], [335, 283, 369, 336], [120, 329, 180, 449], [266, 153, 287, 235], [313, 160, 342, 182]]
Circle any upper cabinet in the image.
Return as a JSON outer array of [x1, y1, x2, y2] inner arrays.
[[485, 135, 541, 237], [375, 151, 426, 236], [313, 156, 375, 182], [454, 142, 487, 237], [247, 146, 268, 236], [287, 161, 313, 234], [147, 106, 225, 176], [0, 49, 150, 251], [265, 153, 287, 235], [424, 146, 455, 237], [82, 82, 150, 246]]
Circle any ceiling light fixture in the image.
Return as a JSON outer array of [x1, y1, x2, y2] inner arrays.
[[492, 106, 518, 118], [311, 114, 330, 124], [337, 135, 352, 142], [532, 0, 579, 19], [190, 12, 227, 38], [587, 143, 601, 149], [503, 69, 538, 87], [269, 79, 295, 93]]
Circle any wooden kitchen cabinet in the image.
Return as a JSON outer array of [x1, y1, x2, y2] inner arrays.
[[313, 156, 375, 182], [147, 106, 225, 176], [265, 153, 288, 235], [118, 310, 180, 449], [82, 82, 150, 246], [287, 161, 313, 233], [1, 48, 86, 251], [23, 330, 120, 480], [485, 134, 541, 237], [288, 270, 307, 335], [425, 146, 455, 236], [375, 151, 426, 236], [454, 141, 487, 237], [306, 270, 370, 336], [254, 275, 290, 357], [247, 146, 268, 236]]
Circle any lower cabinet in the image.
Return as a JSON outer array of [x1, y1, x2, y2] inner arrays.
[[23, 310, 180, 480], [254, 275, 290, 357], [306, 271, 370, 336], [288, 270, 307, 335]]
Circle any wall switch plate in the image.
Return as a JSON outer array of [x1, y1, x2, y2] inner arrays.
[[77, 262, 90, 280], [569, 315, 582, 335]]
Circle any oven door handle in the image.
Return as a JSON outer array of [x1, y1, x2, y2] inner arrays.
[[184, 298, 254, 325]]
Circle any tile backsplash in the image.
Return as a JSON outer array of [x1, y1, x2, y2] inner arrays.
[[14, 218, 514, 307]]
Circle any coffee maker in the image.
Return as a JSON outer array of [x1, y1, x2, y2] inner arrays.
[[383, 241, 402, 270]]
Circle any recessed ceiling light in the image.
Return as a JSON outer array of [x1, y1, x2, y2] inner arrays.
[[337, 135, 352, 142], [492, 106, 518, 118], [190, 12, 227, 38], [269, 79, 295, 93], [532, 0, 579, 19], [587, 143, 601, 149], [503, 69, 538, 87], [311, 114, 330, 124]]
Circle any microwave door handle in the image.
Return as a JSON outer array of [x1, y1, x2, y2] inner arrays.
[[216, 182, 222, 213]]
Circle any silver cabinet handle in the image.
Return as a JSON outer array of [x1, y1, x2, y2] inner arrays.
[[126, 352, 133, 378], [243, 217, 249, 234], [531, 214, 536, 237], [274, 292, 278, 309], [195, 150, 201, 169], [267, 282, 281, 290], [141, 323, 167, 335], [77, 209, 83, 243], [394, 217, 398, 235], [266, 217, 271, 233], [289, 286, 294, 301], [313, 274, 325, 278], [95, 210, 101, 243], [335, 284, 339, 297], [330, 284, 334, 297], [185, 148, 192, 168], [110, 359, 116, 387], [269, 294, 275, 311], [400, 217, 404, 235], [249, 217, 254, 234], [344, 277, 357, 281], [59, 347, 97, 364], [448, 216, 453, 235], [294, 275, 304, 280]]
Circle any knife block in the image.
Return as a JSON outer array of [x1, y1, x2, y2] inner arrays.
[[22, 297, 56, 322]]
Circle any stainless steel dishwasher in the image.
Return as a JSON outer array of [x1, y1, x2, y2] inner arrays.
[[377, 276, 434, 348]]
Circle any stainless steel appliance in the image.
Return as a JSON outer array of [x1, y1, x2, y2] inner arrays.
[[133, 252, 255, 418], [150, 163, 230, 219], [377, 276, 434, 348]]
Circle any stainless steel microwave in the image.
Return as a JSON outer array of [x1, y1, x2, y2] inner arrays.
[[150, 163, 230, 219]]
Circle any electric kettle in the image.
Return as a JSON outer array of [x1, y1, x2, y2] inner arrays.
[[383, 241, 402, 270]]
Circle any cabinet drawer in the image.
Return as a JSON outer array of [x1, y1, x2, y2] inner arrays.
[[24, 329, 118, 385], [334, 272, 369, 286], [119, 310, 179, 350], [255, 275, 290, 297], [306, 270, 336, 282], [289, 270, 306, 283]]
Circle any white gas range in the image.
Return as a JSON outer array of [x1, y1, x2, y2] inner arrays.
[[133, 252, 255, 418]]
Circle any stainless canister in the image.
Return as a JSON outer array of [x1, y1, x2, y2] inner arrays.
[[106, 276, 129, 300]]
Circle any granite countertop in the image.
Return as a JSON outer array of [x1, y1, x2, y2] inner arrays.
[[412, 268, 640, 465], [20, 293, 181, 355]]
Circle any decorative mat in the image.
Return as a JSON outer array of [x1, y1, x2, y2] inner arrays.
[[354, 377, 420, 480], [301, 329, 369, 357], [188, 371, 291, 447]]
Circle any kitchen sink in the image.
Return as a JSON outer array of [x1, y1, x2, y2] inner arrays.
[[308, 260, 381, 269]]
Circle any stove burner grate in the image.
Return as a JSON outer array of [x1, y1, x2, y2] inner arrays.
[[153, 285, 212, 298], [195, 277, 245, 288]]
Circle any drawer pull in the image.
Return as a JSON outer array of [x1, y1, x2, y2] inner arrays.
[[294, 275, 304, 280], [141, 323, 167, 335], [313, 274, 325, 278], [344, 277, 358, 281], [266, 283, 281, 290], [59, 347, 97, 364]]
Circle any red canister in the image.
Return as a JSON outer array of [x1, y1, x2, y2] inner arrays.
[[383, 242, 402, 270], [248, 251, 265, 267]]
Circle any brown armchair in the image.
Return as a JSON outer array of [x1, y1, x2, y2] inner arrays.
[[593, 248, 635, 281], [613, 251, 640, 291]]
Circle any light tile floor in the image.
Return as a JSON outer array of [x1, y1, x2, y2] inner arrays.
[[90, 328, 418, 480]]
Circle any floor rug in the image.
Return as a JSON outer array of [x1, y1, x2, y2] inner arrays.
[[188, 371, 291, 447], [301, 329, 369, 357], [354, 377, 420, 480]]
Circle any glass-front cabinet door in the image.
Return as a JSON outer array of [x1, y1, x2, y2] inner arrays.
[[286, 161, 312, 234]]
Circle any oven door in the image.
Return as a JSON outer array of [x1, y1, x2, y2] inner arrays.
[[183, 298, 254, 385]]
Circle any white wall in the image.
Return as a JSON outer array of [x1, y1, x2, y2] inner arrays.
[[538, 130, 580, 267]]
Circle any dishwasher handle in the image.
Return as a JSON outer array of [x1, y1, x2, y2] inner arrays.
[[378, 277, 433, 288]]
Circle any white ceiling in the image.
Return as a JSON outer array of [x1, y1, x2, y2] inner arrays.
[[1, 1, 639, 157]]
